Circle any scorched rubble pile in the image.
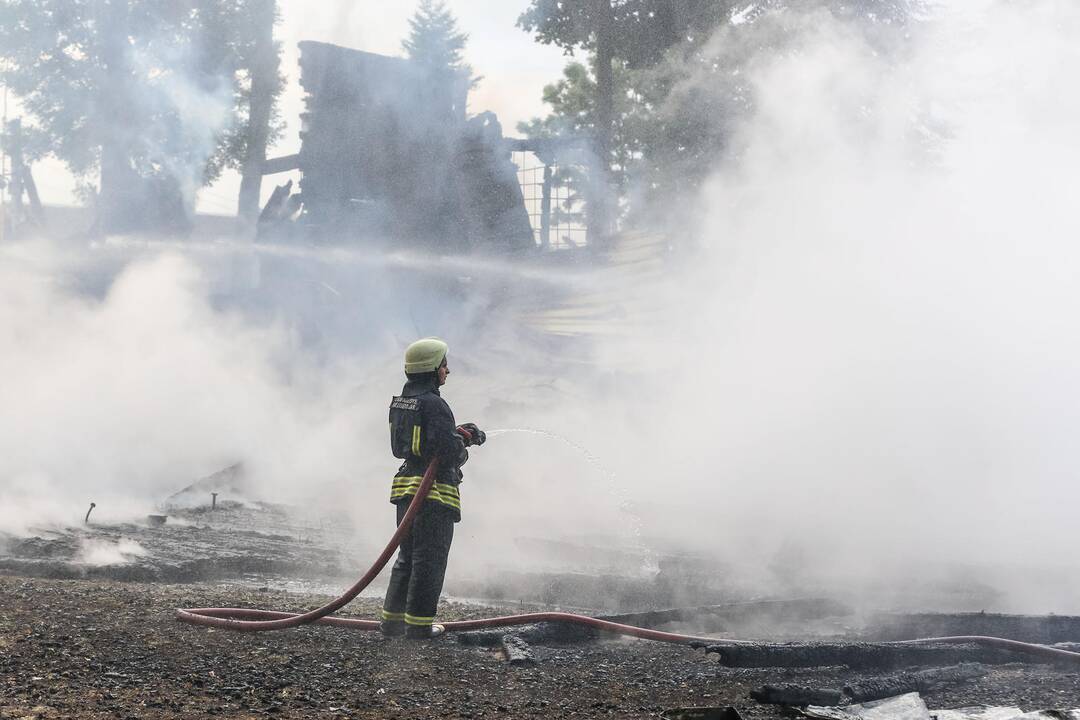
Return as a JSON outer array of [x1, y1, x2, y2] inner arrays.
[[2, 576, 1079, 720]]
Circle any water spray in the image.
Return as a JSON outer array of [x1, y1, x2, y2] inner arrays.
[[486, 427, 657, 573]]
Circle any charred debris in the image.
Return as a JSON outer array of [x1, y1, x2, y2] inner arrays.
[[3, 463, 1080, 718], [255, 41, 589, 252]]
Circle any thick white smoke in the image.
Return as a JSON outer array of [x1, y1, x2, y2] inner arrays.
[[3, 0, 1078, 615], [0, 246, 388, 535], [561, 0, 1080, 611]]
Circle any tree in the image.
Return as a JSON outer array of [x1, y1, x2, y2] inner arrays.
[[518, 0, 711, 237], [517, 59, 647, 230], [520, 0, 923, 226], [0, 0, 284, 234], [518, 0, 617, 239], [402, 0, 477, 95], [517, 1, 721, 169]]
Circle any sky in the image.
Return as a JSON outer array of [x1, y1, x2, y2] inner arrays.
[[21, 0, 569, 215]]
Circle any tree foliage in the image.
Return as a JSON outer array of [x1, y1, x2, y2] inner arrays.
[[0, 0, 284, 218], [519, 0, 924, 222], [518, 0, 917, 61], [517, 58, 647, 224], [402, 0, 477, 89], [518, 0, 736, 68]]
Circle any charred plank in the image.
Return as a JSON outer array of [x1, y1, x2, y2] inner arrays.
[[842, 663, 988, 702], [869, 612, 1080, 644], [602, 598, 852, 630], [706, 642, 1012, 669], [260, 154, 301, 175], [455, 622, 598, 647], [749, 684, 844, 706], [501, 635, 538, 667]]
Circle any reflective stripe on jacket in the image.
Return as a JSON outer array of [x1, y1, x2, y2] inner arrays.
[[388, 375, 465, 521]]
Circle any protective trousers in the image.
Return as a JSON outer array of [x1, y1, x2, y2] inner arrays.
[[381, 500, 455, 629]]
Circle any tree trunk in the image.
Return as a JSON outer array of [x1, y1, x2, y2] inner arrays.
[[96, 0, 141, 235], [8, 119, 24, 221], [237, 0, 279, 235], [590, 0, 615, 246]]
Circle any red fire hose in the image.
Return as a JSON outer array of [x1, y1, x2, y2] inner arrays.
[[176, 459, 1080, 664]]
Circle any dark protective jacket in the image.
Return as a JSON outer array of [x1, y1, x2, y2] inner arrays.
[[388, 375, 466, 521]]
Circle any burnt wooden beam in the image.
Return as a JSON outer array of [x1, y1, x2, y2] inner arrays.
[[749, 664, 987, 707], [260, 154, 301, 176], [660, 706, 744, 720], [22, 166, 44, 225], [501, 635, 538, 667], [505, 137, 588, 162], [455, 629, 507, 647], [843, 663, 988, 702], [601, 598, 852, 630], [456, 622, 598, 647], [749, 685, 843, 706], [869, 612, 1080, 644], [706, 642, 1013, 669]]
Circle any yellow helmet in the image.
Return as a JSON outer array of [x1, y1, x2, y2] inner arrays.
[[404, 337, 449, 374]]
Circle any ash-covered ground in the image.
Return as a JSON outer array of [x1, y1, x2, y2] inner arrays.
[[0, 492, 747, 613], [0, 500, 359, 587], [3, 576, 1080, 720], [3, 501, 1080, 719]]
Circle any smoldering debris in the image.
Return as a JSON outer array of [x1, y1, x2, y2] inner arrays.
[[7, 575, 1079, 720], [449, 539, 744, 614], [752, 685, 846, 707], [0, 498, 357, 584], [77, 538, 151, 566], [866, 614, 1080, 646], [750, 664, 989, 706], [455, 622, 599, 648], [800, 693, 1080, 720], [501, 634, 539, 667], [706, 643, 1012, 670], [602, 598, 854, 636], [842, 664, 990, 703], [163, 463, 249, 510], [660, 707, 744, 720]]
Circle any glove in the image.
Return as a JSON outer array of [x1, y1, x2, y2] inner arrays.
[[456, 422, 486, 447]]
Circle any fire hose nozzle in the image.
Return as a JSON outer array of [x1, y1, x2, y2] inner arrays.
[[85, 502, 96, 524]]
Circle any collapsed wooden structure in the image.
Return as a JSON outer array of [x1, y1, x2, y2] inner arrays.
[[260, 42, 542, 251]]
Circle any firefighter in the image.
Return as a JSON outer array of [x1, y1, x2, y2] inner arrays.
[[380, 338, 486, 639]]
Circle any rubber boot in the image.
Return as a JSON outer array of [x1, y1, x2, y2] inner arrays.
[[405, 623, 445, 640], [380, 620, 406, 637]]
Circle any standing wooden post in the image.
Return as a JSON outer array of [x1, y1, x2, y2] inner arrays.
[[540, 162, 553, 250], [23, 166, 43, 225], [237, 0, 279, 233]]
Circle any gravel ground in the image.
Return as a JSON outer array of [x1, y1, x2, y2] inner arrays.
[[2, 575, 1078, 719]]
